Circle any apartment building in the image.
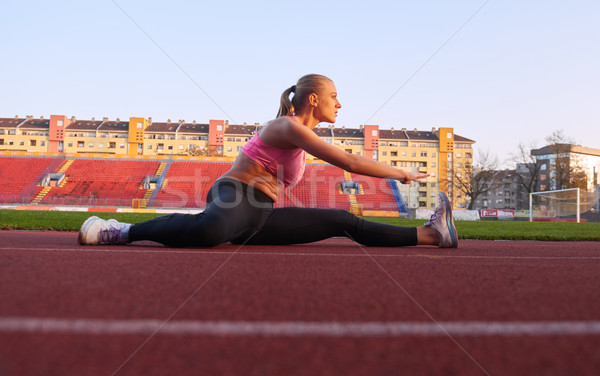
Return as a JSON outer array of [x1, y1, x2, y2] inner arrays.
[[531, 144, 600, 192]]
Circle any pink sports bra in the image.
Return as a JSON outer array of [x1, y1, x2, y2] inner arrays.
[[240, 133, 306, 188]]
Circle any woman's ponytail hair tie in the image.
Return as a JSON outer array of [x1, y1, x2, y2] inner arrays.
[[291, 85, 296, 93]]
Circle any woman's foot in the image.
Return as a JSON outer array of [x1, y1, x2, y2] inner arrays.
[[425, 193, 458, 248], [78, 216, 131, 245]]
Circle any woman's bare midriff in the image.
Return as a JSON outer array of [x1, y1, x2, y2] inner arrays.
[[218, 153, 280, 201]]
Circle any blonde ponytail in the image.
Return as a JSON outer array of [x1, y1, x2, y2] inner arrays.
[[276, 74, 332, 118], [277, 85, 296, 118]]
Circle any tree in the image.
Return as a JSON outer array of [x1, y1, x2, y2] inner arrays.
[[544, 130, 574, 190], [511, 142, 544, 208], [569, 154, 589, 191], [450, 149, 500, 210], [532, 130, 589, 191], [184, 146, 224, 157]]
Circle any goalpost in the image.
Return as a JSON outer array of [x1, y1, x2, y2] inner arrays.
[[529, 188, 580, 223]]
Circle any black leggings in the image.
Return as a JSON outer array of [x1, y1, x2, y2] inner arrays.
[[129, 178, 417, 248]]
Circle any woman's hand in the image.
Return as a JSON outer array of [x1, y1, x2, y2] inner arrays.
[[399, 171, 430, 184]]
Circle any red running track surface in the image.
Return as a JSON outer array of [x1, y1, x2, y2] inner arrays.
[[0, 230, 599, 375]]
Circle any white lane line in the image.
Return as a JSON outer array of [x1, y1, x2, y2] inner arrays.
[[1, 246, 600, 260], [1, 318, 600, 337]]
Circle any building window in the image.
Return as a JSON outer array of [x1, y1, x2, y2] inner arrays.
[[227, 147, 232, 152], [30, 140, 36, 146], [109, 142, 116, 149], [120, 144, 125, 148], [147, 144, 153, 149], [77, 141, 84, 148], [57, 120, 64, 127], [382, 151, 387, 156], [391, 151, 398, 157], [157, 144, 164, 152], [137, 122, 143, 129], [372, 130, 378, 136], [412, 152, 416, 157], [89, 143, 94, 148], [168, 145, 173, 150]]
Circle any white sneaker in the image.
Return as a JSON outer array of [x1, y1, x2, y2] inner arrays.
[[425, 193, 458, 248], [78, 216, 131, 245]]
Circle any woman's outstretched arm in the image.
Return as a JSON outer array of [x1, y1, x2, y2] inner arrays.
[[283, 118, 429, 184]]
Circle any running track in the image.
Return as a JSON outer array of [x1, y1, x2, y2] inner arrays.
[[1, 230, 599, 375]]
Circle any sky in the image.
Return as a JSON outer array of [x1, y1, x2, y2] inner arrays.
[[1, 0, 599, 167]]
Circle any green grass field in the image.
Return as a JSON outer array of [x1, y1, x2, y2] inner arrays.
[[0, 209, 598, 241]]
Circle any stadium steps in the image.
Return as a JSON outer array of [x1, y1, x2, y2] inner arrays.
[[155, 162, 167, 176], [30, 187, 52, 205], [57, 160, 74, 174], [138, 190, 153, 209], [343, 171, 362, 216], [29, 159, 72, 205], [138, 162, 168, 208]]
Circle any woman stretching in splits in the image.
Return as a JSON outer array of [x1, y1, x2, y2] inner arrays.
[[78, 74, 458, 248]]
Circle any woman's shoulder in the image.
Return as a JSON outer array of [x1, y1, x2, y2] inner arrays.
[[259, 116, 310, 148], [266, 115, 301, 127], [261, 116, 306, 135]]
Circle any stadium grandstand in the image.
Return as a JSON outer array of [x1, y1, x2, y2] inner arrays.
[[0, 114, 476, 212]]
